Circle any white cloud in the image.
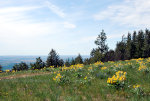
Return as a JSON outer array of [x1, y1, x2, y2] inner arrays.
[[63, 22, 76, 29], [0, 6, 41, 14], [45, 1, 66, 18], [0, 6, 57, 38], [81, 36, 96, 42], [0, 3, 79, 55], [107, 33, 123, 39], [94, 0, 150, 28], [0, 5, 68, 49]]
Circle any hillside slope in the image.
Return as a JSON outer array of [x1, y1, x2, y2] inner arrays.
[[0, 58, 150, 101]]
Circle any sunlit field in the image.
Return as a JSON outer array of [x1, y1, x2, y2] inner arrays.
[[0, 58, 150, 101]]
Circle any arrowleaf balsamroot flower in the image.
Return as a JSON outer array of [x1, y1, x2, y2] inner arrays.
[[107, 71, 127, 84], [101, 67, 107, 70]]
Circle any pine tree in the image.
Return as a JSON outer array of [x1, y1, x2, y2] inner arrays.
[[136, 30, 145, 58], [90, 48, 96, 57], [143, 29, 150, 58], [65, 58, 70, 67], [95, 30, 109, 54], [91, 30, 109, 61], [104, 50, 115, 61], [91, 49, 103, 62], [0, 65, 2, 71], [13, 62, 28, 71], [58, 59, 64, 67], [90, 48, 102, 62], [71, 58, 75, 65], [30, 57, 45, 70], [125, 33, 132, 60], [75, 54, 83, 64], [131, 31, 138, 58], [46, 49, 60, 67], [115, 36, 126, 60], [83, 58, 90, 65]]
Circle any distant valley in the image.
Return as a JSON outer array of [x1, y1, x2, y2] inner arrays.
[[0, 55, 89, 70]]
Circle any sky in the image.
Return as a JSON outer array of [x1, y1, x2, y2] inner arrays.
[[0, 0, 150, 56]]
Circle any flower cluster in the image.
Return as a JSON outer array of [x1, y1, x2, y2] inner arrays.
[[136, 58, 144, 63], [12, 70, 15, 73], [146, 57, 150, 62], [133, 85, 140, 88], [138, 65, 147, 71], [114, 63, 123, 68], [101, 67, 107, 70], [5, 70, 10, 73], [107, 71, 127, 84], [84, 76, 87, 80], [61, 64, 84, 71], [88, 67, 92, 71], [49, 66, 55, 68], [125, 62, 132, 66], [94, 61, 104, 66], [53, 73, 62, 81], [137, 61, 148, 71]]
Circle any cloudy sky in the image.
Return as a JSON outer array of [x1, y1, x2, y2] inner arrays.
[[0, 0, 150, 55]]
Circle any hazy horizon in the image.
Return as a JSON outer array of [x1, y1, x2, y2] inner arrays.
[[0, 55, 90, 70]]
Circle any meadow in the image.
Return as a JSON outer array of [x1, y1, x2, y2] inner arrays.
[[0, 58, 150, 101]]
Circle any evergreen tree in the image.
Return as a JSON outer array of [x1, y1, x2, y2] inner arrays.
[[90, 48, 96, 57], [90, 49, 103, 62], [115, 36, 126, 60], [90, 48, 102, 62], [143, 29, 150, 57], [58, 59, 64, 67], [104, 50, 115, 61], [30, 57, 45, 70], [13, 62, 28, 71], [46, 49, 60, 67], [136, 30, 145, 58], [13, 64, 19, 71], [65, 58, 70, 67], [94, 30, 109, 61], [83, 58, 90, 65], [95, 30, 109, 54], [0, 65, 2, 71], [70, 58, 75, 65], [131, 31, 138, 58], [125, 33, 132, 59], [75, 54, 83, 64]]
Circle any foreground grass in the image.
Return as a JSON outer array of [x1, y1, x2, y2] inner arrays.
[[0, 58, 150, 101]]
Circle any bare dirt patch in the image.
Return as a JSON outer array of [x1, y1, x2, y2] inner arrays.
[[0, 72, 50, 80]]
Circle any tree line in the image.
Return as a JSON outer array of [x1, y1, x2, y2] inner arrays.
[[64, 29, 150, 65], [0, 29, 150, 71], [87, 29, 150, 63]]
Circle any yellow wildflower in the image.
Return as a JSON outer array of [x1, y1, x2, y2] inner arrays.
[[5, 70, 10, 73], [133, 85, 140, 88], [84, 76, 87, 80], [101, 67, 107, 70]]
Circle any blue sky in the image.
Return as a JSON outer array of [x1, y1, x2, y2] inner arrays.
[[0, 0, 150, 55]]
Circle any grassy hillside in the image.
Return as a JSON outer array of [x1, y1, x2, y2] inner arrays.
[[0, 58, 150, 101]]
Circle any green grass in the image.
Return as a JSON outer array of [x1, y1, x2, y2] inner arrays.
[[0, 58, 150, 101]]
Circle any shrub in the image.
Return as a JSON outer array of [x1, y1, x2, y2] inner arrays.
[[13, 62, 28, 71]]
